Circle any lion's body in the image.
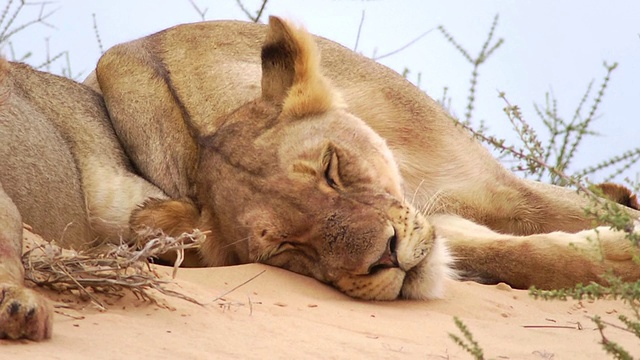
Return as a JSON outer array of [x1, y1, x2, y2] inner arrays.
[[86, 20, 595, 235], [0, 17, 639, 340]]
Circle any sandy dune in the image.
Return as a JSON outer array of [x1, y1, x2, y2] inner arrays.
[[3, 230, 638, 359]]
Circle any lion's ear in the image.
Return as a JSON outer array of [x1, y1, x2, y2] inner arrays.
[[261, 16, 343, 119]]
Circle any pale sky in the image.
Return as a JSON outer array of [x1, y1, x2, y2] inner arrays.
[[6, 0, 640, 184]]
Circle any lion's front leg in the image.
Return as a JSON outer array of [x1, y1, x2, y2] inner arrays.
[[430, 214, 640, 290], [0, 186, 52, 340]]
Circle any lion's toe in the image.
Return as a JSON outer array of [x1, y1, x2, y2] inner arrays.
[[0, 284, 52, 341]]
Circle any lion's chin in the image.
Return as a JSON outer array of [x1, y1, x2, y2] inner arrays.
[[401, 235, 455, 300], [333, 268, 406, 301]]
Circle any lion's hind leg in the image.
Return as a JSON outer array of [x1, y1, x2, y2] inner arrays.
[[0, 183, 52, 340], [430, 214, 640, 290]]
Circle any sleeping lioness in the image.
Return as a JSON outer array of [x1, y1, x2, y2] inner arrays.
[[1, 17, 639, 341]]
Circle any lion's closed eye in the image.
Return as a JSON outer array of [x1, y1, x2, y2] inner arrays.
[[276, 241, 296, 254], [257, 240, 296, 262], [322, 144, 343, 190]]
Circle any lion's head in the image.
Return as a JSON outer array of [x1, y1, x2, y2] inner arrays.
[[182, 17, 453, 300]]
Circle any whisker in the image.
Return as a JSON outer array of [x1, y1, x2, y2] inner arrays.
[[420, 189, 446, 216], [410, 179, 426, 207], [221, 235, 252, 249]]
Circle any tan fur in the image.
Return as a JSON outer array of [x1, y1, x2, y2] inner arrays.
[[1, 16, 639, 340]]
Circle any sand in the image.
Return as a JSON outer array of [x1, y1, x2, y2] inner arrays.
[[2, 230, 638, 359]]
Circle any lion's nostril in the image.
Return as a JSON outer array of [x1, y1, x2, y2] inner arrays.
[[387, 230, 399, 267], [368, 228, 399, 274], [388, 230, 397, 257]]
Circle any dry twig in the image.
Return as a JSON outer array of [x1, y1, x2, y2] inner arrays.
[[23, 229, 207, 310], [212, 269, 266, 302], [236, 0, 269, 23]]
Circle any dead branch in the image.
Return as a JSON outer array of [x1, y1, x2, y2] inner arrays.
[[23, 229, 207, 309]]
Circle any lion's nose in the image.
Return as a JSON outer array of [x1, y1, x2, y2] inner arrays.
[[367, 228, 399, 274]]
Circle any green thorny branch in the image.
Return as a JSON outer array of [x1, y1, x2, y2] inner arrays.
[[531, 62, 639, 185], [531, 277, 640, 360], [438, 14, 637, 186], [0, 0, 82, 77], [438, 14, 504, 128], [457, 61, 638, 190], [449, 317, 485, 360], [0, 0, 56, 48]]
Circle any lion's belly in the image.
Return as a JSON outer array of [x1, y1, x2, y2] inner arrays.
[[0, 96, 91, 246]]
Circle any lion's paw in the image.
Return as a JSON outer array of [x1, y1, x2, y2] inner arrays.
[[0, 283, 52, 341]]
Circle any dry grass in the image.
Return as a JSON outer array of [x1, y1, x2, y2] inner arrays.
[[22, 227, 207, 310]]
